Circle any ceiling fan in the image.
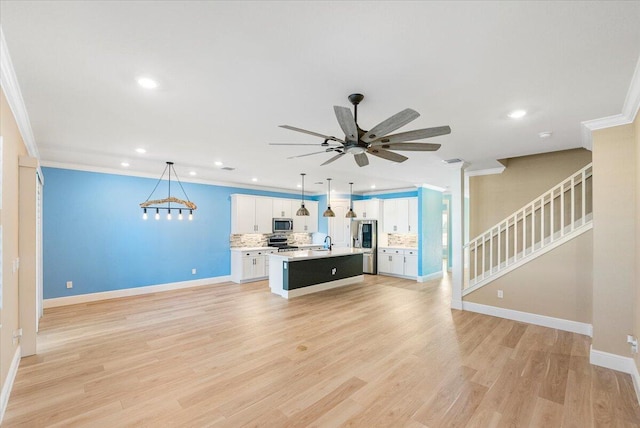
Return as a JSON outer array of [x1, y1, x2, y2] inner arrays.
[[270, 93, 451, 167]]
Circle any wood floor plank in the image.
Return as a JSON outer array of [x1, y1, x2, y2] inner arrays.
[[4, 273, 640, 427]]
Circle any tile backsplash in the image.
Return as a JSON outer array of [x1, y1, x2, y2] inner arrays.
[[230, 233, 312, 248], [387, 233, 418, 248]]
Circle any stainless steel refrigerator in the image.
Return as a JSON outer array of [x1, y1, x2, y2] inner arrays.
[[351, 220, 377, 274]]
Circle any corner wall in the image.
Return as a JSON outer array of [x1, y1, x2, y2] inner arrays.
[[465, 148, 594, 327], [592, 121, 637, 356], [0, 89, 27, 415]]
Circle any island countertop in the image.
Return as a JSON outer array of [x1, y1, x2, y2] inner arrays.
[[269, 247, 366, 261], [269, 248, 365, 298]]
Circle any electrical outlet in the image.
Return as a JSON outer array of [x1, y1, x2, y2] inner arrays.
[[497, 290, 504, 299], [628, 335, 639, 353], [192, 268, 197, 275], [66, 281, 73, 289]]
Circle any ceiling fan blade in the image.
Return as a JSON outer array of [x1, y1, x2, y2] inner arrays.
[[279, 125, 345, 143], [320, 152, 345, 166], [354, 152, 369, 167], [270, 143, 338, 146], [366, 147, 409, 163], [361, 108, 420, 143], [333, 106, 358, 141], [376, 142, 441, 151], [286, 149, 335, 159], [369, 126, 451, 145]]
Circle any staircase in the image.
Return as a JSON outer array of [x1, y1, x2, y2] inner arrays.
[[463, 163, 593, 295]]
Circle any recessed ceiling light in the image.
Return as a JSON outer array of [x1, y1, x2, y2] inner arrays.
[[189, 171, 197, 176], [137, 77, 158, 89], [508, 109, 527, 119], [370, 184, 376, 189], [539, 131, 553, 138], [121, 162, 130, 167], [297, 184, 302, 188], [214, 161, 223, 167], [251, 178, 258, 182], [135, 148, 146, 154]]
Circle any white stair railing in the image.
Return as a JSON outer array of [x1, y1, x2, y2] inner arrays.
[[464, 163, 593, 293]]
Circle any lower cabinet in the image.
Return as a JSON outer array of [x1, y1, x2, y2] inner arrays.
[[231, 249, 276, 283], [378, 248, 417, 279]]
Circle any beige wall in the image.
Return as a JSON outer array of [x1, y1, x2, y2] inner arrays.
[[469, 148, 593, 236], [1, 89, 28, 394], [592, 121, 636, 356], [465, 229, 593, 323], [634, 113, 640, 373]]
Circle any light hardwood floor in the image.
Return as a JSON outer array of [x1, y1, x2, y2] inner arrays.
[[5, 273, 640, 427]]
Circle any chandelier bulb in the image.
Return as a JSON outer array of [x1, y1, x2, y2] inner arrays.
[[142, 208, 148, 220], [155, 208, 160, 220], [178, 209, 183, 221], [167, 210, 172, 220], [189, 210, 193, 221]]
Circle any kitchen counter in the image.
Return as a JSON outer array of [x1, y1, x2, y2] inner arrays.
[[230, 246, 277, 252], [269, 249, 365, 298], [270, 247, 365, 261]]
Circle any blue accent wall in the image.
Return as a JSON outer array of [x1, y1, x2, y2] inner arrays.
[[42, 167, 306, 299], [418, 188, 443, 277]]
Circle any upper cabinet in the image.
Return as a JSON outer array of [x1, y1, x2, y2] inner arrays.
[[231, 195, 273, 234], [352, 199, 382, 219], [232, 194, 318, 235], [272, 199, 293, 218], [408, 198, 418, 234], [382, 197, 417, 234]]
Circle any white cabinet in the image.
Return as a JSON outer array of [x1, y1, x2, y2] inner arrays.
[[231, 249, 276, 283], [382, 197, 417, 234], [404, 249, 418, 277], [273, 199, 294, 218], [293, 200, 318, 233], [408, 198, 418, 234], [377, 248, 417, 279], [231, 195, 273, 234], [352, 199, 382, 219]]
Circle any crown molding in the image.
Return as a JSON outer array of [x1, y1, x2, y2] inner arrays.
[[465, 166, 505, 177], [581, 54, 640, 150], [39, 160, 324, 196], [0, 26, 39, 159], [362, 186, 418, 197]]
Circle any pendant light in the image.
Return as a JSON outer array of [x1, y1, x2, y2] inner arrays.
[[322, 178, 335, 217], [140, 161, 197, 221], [296, 173, 310, 216], [346, 182, 357, 218]]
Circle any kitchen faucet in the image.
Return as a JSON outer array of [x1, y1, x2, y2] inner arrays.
[[324, 235, 332, 250]]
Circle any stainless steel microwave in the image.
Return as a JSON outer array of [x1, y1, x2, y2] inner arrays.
[[273, 218, 293, 233]]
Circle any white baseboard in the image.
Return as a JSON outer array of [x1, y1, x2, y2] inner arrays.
[[462, 301, 593, 337], [631, 358, 640, 405], [450, 299, 463, 310], [417, 270, 443, 282], [590, 347, 640, 404], [0, 346, 21, 424], [43, 276, 232, 308]]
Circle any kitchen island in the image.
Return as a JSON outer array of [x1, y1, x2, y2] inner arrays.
[[269, 248, 365, 298]]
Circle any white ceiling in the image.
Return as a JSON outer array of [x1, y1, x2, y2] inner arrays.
[[2, 1, 639, 194]]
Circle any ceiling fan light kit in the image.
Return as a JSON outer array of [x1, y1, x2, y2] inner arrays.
[[271, 93, 450, 167]]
